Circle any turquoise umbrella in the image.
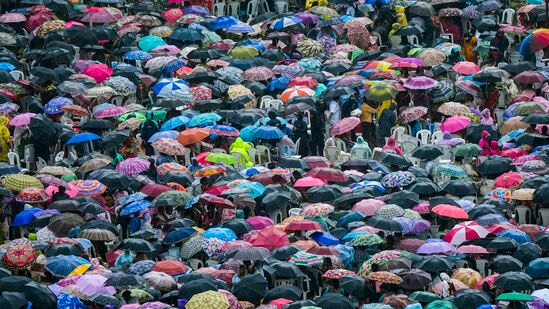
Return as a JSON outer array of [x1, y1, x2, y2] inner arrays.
[[187, 112, 221, 128], [138, 35, 167, 52], [239, 126, 258, 142]]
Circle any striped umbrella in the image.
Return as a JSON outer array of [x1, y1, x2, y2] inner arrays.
[[116, 157, 151, 176], [75, 180, 107, 196], [289, 251, 322, 266], [78, 228, 117, 241]]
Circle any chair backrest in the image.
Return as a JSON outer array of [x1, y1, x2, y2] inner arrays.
[[288, 208, 301, 216], [476, 259, 489, 277], [255, 145, 271, 162], [275, 1, 288, 13], [334, 138, 346, 152], [211, 148, 227, 154], [293, 138, 301, 157], [247, 0, 259, 16], [303, 110, 311, 129], [401, 141, 417, 155], [247, 148, 260, 164], [539, 208, 549, 226], [431, 131, 444, 145], [407, 35, 419, 46], [324, 146, 342, 162], [415, 129, 432, 145], [54, 151, 65, 162], [461, 195, 477, 203], [213, 2, 226, 16], [391, 126, 407, 141], [36, 157, 47, 171], [350, 148, 367, 160], [231, 152, 247, 170], [227, 1, 240, 16], [261, 0, 271, 13], [514, 206, 531, 225], [372, 147, 383, 160], [501, 8, 515, 25], [10, 70, 25, 81], [261, 99, 272, 109], [409, 157, 421, 166], [270, 99, 283, 111], [186, 258, 204, 270], [439, 145, 453, 161], [111, 95, 124, 107], [275, 278, 294, 286], [382, 148, 398, 154], [7, 151, 20, 167]]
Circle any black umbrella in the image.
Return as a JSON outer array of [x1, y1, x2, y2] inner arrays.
[[25, 281, 57, 309], [516, 133, 549, 147], [278, 157, 309, 169], [503, 61, 536, 75], [268, 261, 304, 277], [452, 289, 491, 309], [30, 67, 60, 84], [305, 185, 344, 203], [0, 276, 32, 292], [232, 274, 268, 305], [399, 269, 432, 290], [102, 129, 130, 150], [44, 0, 74, 19], [411, 144, 444, 160], [408, 178, 440, 196], [473, 17, 498, 32], [249, 12, 276, 25], [535, 233, 549, 249], [88, 294, 125, 307], [322, 63, 351, 75], [0, 71, 14, 84], [74, 119, 115, 130], [0, 267, 9, 279], [295, 70, 328, 83], [0, 291, 26, 309], [242, 81, 266, 95], [478, 156, 512, 178], [219, 219, 253, 236], [104, 274, 140, 288], [187, 48, 222, 60], [232, 247, 270, 261], [44, 244, 85, 257], [315, 293, 354, 309], [93, 26, 117, 42], [262, 191, 291, 212], [494, 271, 534, 290], [352, 50, 382, 63], [522, 113, 549, 124], [271, 245, 303, 260], [113, 33, 138, 50], [177, 273, 215, 284], [170, 28, 204, 41], [492, 255, 523, 273], [467, 205, 503, 220], [472, 70, 503, 83], [118, 238, 156, 252], [165, 218, 195, 231], [480, 198, 512, 211], [263, 285, 302, 303], [321, 86, 354, 100], [429, 196, 460, 207], [535, 183, 549, 204], [333, 191, 375, 210], [513, 243, 542, 264], [378, 152, 413, 168], [383, 190, 420, 209], [414, 255, 455, 273], [230, 95, 255, 109], [230, 112, 263, 126], [94, 171, 131, 190], [181, 71, 219, 83], [341, 159, 370, 174], [395, 25, 421, 36], [365, 217, 403, 232], [193, 99, 224, 112], [0, 163, 21, 176], [486, 237, 519, 250], [441, 179, 477, 196], [340, 275, 366, 299], [466, 124, 498, 144], [261, 49, 285, 61], [80, 219, 118, 235], [48, 213, 85, 236]]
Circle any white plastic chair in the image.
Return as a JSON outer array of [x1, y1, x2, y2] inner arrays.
[[111, 95, 124, 106], [54, 151, 65, 162], [401, 141, 417, 156], [407, 35, 419, 46], [227, 1, 241, 17], [231, 152, 247, 170], [290, 138, 301, 158], [350, 148, 367, 160], [213, 2, 226, 16], [247, 0, 259, 17], [10, 70, 25, 81], [391, 126, 407, 141], [539, 208, 549, 226], [372, 147, 383, 160], [186, 258, 204, 270], [211, 148, 227, 154], [36, 157, 47, 171], [334, 138, 347, 152], [514, 206, 531, 225], [324, 146, 345, 166], [275, 1, 288, 13], [261, 0, 271, 13], [416, 130, 432, 145], [288, 208, 301, 216], [256, 145, 271, 162], [439, 24, 454, 43], [500, 8, 515, 25], [7, 151, 20, 167], [247, 148, 261, 164], [269, 99, 283, 111], [431, 131, 444, 144]]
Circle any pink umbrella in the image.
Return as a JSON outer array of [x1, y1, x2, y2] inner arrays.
[[25, 12, 52, 31], [294, 176, 327, 187], [330, 117, 361, 136], [65, 21, 84, 28], [221, 240, 253, 252], [352, 199, 385, 216], [394, 238, 426, 252], [94, 106, 130, 119], [403, 76, 438, 90], [455, 245, 489, 254], [440, 116, 471, 133], [455, 80, 483, 97], [116, 157, 151, 175], [8, 113, 36, 126], [0, 13, 26, 23], [251, 226, 290, 251], [246, 216, 274, 230], [83, 64, 113, 83], [452, 61, 481, 75], [45, 184, 79, 198], [334, 75, 366, 86], [81, 12, 117, 23], [395, 57, 424, 66], [76, 274, 116, 297], [152, 45, 181, 55]]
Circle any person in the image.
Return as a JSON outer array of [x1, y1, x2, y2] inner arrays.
[[327, 98, 341, 128], [52, 186, 69, 201], [395, 5, 407, 28], [310, 107, 326, 156], [115, 249, 135, 268], [265, 109, 283, 130], [109, 149, 124, 167], [188, 158, 202, 174], [232, 265, 246, 290], [360, 100, 378, 147], [0, 116, 9, 162], [350, 136, 373, 159], [377, 103, 397, 146], [463, 29, 478, 63], [155, 152, 174, 166], [321, 257, 333, 273], [412, 90, 429, 107], [140, 111, 159, 155], [492, 30, 509, 64], [388, 23, 402, 48], [481, 108, 494, 125], [229, 137, 254, 167], [383, 136, 403, 155], [293, 111, 309, 157], [439, 272, 456, 298]]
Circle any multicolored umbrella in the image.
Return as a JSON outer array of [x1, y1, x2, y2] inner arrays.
[[443, 221, 490, 245], [75, 180, 107, 196], [210, 125, 239, 137], [434, 164, 468, 179], [403, 76, 438, 90], [400, 106, 428, 124], [301, 203, 334, 218], [194, 165, 227, 177], [1, 243, 36, 270], [323, 269, 356, 279], [289, 251, 322, 266], [438, 102, 471, 116], [16, 188, 49, 203], [367, 271, 403, 284], [367, 250, 402, 265], [115, 157, 151, 176], [381, 171, 416, 188]]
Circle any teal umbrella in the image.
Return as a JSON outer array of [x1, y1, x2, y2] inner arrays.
[[138, 35, 167, 52], [187, 112, 221, 128]]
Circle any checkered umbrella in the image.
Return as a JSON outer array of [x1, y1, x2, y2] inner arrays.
[[2, 174, 43, 191], [116, 157, 151, 176], [374, 204, 405, 219], [186, 290, 230, 309]]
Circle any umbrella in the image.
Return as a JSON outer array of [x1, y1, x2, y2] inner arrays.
[[1, 243, 36, 270], [330, 117, 361, 136], [494, 271, 534, 290], [186, 290, 229, 309], [232, 274, 267, 305]]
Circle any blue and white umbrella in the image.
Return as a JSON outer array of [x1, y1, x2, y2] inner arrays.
[[148, 130, 180, 143], [123, 50, 152, 61], [151, 78, 190, 97], [255, 117, 289, 126], [0, 62, 15, 72], [202, 227, 237, 241], [254, 126, 285, 140], [120, 200, 151, 216], [227, 22, 255, 34], [121, 192, 148, 206], [351, 181, 386, 192], [270, 16, 302, 30], [160, 115, 190, 131], [210, 16, 240, 30], [44, 97, 73, 115], [497, 230, 533, 244]]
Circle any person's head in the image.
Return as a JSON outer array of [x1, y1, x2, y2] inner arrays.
[[58, 186, 66, 194], [323, 257, 332, 267], [296, 111, 303, 120], [268, 109, 277, 120], [238, 265, 246, 276], [247, 264, 255, 274], [542, 126, 548, 135], [192, 159, 198, 165]]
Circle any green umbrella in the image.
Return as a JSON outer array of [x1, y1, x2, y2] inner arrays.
[[434, 164, 468, 179], [228, 46, 259, 59], [451, 143, 482, 157], [138, 35, 167, 52], [118, 112, 146, 121], [512, 102, 546, 116], [118, 111, 167, 122], [409, 291, 441, 303], [425, 300, 457, 309], [496, 292, 533, 302], [350, 233, 384, 246], [155, 190, 192, 206], [205, 153, 237, 165]]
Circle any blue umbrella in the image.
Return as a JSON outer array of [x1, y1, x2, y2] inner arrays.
[[366, 160, 391, 174], [13, 208, 42, 226], [151, 78, 190, 97], [228, 59, 256, 70], [160, 115, 190, 131], [254, 126, 285, 140], [120, 200, 151, 216], [163, 227, 197, 244], [525, 257, 549, 279], [210, 16, 240, 30], [162, 59, 188, 77], [121, 192, 148, 206], [185, 193, 214, 209], [227, 23, 255, 33], [210, 124, 239, 137], [271, 16, 302, 30], [310, 231, 340, 246], [351, 181, 386, 193], [392, 217, 414, 233], [187, 112, 222, 128], [0, 62, 15, 72], [123, 50, 152, 61], [183, 5, 210, 16], [476, 213, 507, 226], [497, 230, 533, 244], [239, 126, 259, 142], [44, 97, 73, 115], [202, 227, 237, 241], [255, 117, 289, 126], [342, 231, 370, 241], [73, 238, 93, 250], [45, 255, 90, 277], [148, 130, 180, 143], [337, 212, 367, 227], [235, 182, 266, 198], [267, 76, 291, 91], [66, 132, 101, 145]]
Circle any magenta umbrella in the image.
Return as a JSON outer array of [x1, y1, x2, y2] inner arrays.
[[293, 12, 321, 24], [83, 64, 113, 83], [440, 115, 471, 133], [330, 116, 361, 136], [80, 12, 117, 23], [395, 57, 424, 66], [94, 106, 129, 118], [116, 157, 151, 175], [8, 113, 36, 126], [246, 216, 274, 230], [455, 80, 483, 97], [403, 76, 438, 90]]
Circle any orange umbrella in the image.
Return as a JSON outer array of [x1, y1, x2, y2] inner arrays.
[[177, 128, 210, 146]]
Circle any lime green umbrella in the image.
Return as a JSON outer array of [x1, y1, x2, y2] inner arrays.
[[118, 112, 146, 121], [205, 153, 237, 165], [228, 46, 259, 59], [451, 143, 482, 157], [138, 35, 167, 52], [496, 292, 533, 302], [364, 82, 397, 102], [425, 300, 457, 309], [118, 111, 167, 122], [409, 291, 441, 303], [408, 47, 424, 57]]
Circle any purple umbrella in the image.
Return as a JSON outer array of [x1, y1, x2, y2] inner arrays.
[[411, 219, 431, 233], [416, 239, 456, 254], [403, 76, 438, 90], [294, 12, 320, 24], [395, 57, 425, 66], [72, 60, 96, 74], [183, 5, 210, 16], [392, 217, 413, 233], [32, 209, 61, 219], [335, 75, 366, 86], [76, 274, 116, 297]]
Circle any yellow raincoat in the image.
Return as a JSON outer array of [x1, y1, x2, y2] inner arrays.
[[395, 6, 408, 28], [230, 138, 254, 167], [0, 117, 9, 162], [306, 0, 328, 9]]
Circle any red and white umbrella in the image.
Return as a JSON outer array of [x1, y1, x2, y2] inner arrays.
[[443, 221, 490, 245], [280, 86, 315, 102]]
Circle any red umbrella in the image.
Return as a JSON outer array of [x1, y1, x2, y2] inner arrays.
[[494, 172, 523, 189], [140, 184, 171, 197], [514, 70, 548, 84], [249, 172, 287, 185], [25, 11, 52, 31], [330, 117, 361, 136], [501, 148, 527, 158], [485, 223, 518, 234], [452, 61, 481, 75], [518, 224, 542, 239], [307, 245, 340, 256], [288, 76, 318, 89], [432, 204, 469, 220], [475, 274, 499, 289], [443, 221, 488, 245], [294, 176, 327, 187], [251, 226, 290, 251], [199, 195, 235, 209], [152, 260, 190, 275], [163, 8, 183, 24], [306, 167, 348, 182], [286, 220, 324, 231], [303, 156, 332, 168]]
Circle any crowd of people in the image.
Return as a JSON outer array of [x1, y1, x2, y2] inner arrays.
[[0, 0, 549, 308]]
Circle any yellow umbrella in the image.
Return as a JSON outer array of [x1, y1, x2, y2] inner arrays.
[[186, 290, 230, 309]]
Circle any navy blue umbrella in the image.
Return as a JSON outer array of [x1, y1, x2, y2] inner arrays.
[[163, 227, 197, 245]]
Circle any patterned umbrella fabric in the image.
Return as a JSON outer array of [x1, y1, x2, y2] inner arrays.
[[116, 157, 151, 176], [75, 180, 107, 196], [1, 243, 36, 270], [367, 271, 403, 284], [2, 174, 43, 191]]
